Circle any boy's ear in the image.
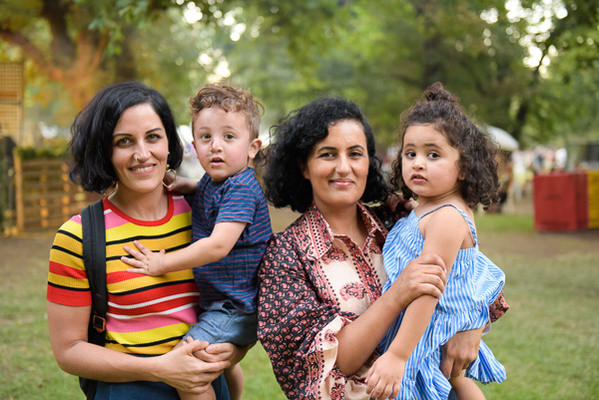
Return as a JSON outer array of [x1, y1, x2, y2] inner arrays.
[[191, 140, 199, 161], [248, 138, 262, 160]]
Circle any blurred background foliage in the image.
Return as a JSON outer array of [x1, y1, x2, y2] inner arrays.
[[1, 0, 598, 148]]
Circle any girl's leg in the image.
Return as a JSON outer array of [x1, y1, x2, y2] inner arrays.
[[449, 371, 485, 400]]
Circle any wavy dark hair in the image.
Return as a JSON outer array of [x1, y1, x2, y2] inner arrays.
[[68, 82, 183, 194], [390, 82, 500, 209], [262, 97, 390, 213]]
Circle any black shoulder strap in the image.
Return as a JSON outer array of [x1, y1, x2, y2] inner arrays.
[[82, 199, 108, 342], [80, 199, 107, 398]]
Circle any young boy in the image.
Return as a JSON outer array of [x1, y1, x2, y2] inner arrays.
[[123, 83, 272, 400]]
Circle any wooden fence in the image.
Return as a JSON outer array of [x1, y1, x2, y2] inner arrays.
[[13, 156, 101, 232]]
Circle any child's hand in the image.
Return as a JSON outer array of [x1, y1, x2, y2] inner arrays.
[[366, 352, 405, 399], [164, 174, 198, 194], [385, 192, 418, 214], [122, 240, 168, 276]]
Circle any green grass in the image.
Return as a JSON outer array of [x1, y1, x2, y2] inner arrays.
[[1, 211, 598, 399], [474, 214, 599, 400]]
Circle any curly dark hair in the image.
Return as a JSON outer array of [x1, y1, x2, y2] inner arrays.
[[68, 82, 183, 194], [262, 97, 390, 213], [390, 82, 500, 209]]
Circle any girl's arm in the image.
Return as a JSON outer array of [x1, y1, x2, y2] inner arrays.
[[335, 253, 447, 375], [47, 301, 230, 394], [123, 221, 247, 275], [366, 206, 470, 399]]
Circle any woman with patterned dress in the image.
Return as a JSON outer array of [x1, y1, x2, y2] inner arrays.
[[256, 97, 509, 400]]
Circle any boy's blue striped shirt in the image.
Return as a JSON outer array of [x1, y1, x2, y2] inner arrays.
[[191, 167, 272, 313]]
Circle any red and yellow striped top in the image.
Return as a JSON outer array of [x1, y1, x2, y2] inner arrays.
[[47, 195, 200, 355]]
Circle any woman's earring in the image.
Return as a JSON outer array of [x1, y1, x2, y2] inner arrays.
[[103, 182, 118, 196], [163, 165, 177, 189]]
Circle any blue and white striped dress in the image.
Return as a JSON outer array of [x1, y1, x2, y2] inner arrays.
[[380, 204, 506, 400]]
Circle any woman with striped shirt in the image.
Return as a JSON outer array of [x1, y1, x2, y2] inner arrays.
[[47, 82, 241, 399]]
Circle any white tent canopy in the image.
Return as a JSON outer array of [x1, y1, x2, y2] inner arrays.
[[486, 126, 519, 152]]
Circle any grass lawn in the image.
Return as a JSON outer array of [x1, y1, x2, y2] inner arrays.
[[1, 206, 598, 399]]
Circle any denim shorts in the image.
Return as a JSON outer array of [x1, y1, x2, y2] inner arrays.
[[184, 301, 258, 346], [94, 374, 229, 399]]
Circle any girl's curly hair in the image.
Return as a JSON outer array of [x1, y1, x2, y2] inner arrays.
[[390, 82, 500, 209], [262, 97, 390, 213]]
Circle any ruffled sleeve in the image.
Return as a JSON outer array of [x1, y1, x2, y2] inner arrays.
[[489, 290, 509, 322]]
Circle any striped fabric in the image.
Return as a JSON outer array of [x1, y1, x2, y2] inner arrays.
[[47, 195, 200, 356], [381, 204, 506, 400], [191, 167, 272, 313]]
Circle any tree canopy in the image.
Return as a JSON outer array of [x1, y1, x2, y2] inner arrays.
[[1, 0, 598, 147]]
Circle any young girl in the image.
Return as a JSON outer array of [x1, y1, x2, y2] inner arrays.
[[366, 82, 507, 400]]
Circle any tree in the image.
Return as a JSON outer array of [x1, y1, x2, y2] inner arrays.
[[212, 0, 536, 145], [518, 0, 599, 144], [2, 0, 597, 147], [0, 0, 223, 124]]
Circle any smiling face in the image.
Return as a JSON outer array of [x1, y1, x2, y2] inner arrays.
[[192, 107, 261, 182], [110, 103, 169, 197], [401, 123, 463, 203], [301, 119, 369, 214]]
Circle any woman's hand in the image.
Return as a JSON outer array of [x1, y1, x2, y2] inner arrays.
[[439, 327, 484, 379], [156, 339, 231, 394], [388, 253, 446, 306]]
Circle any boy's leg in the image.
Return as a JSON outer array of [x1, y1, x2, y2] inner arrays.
[[177, 385, 216, 400], [224, 364, 244, 400], [185, 303, 257, 400]]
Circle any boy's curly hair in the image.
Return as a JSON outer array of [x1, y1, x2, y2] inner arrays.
[[189, 83, 264, 139], [390, 82, 500, 209]]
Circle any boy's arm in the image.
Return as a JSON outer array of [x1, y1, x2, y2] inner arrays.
[[166, 176, 198, 194], [366, 207, 468, 398], [123, 221, 247, 275]]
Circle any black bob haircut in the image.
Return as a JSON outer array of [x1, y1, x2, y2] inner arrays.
[[262, 97, 390, 213], [68, 82, 183, 194]]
